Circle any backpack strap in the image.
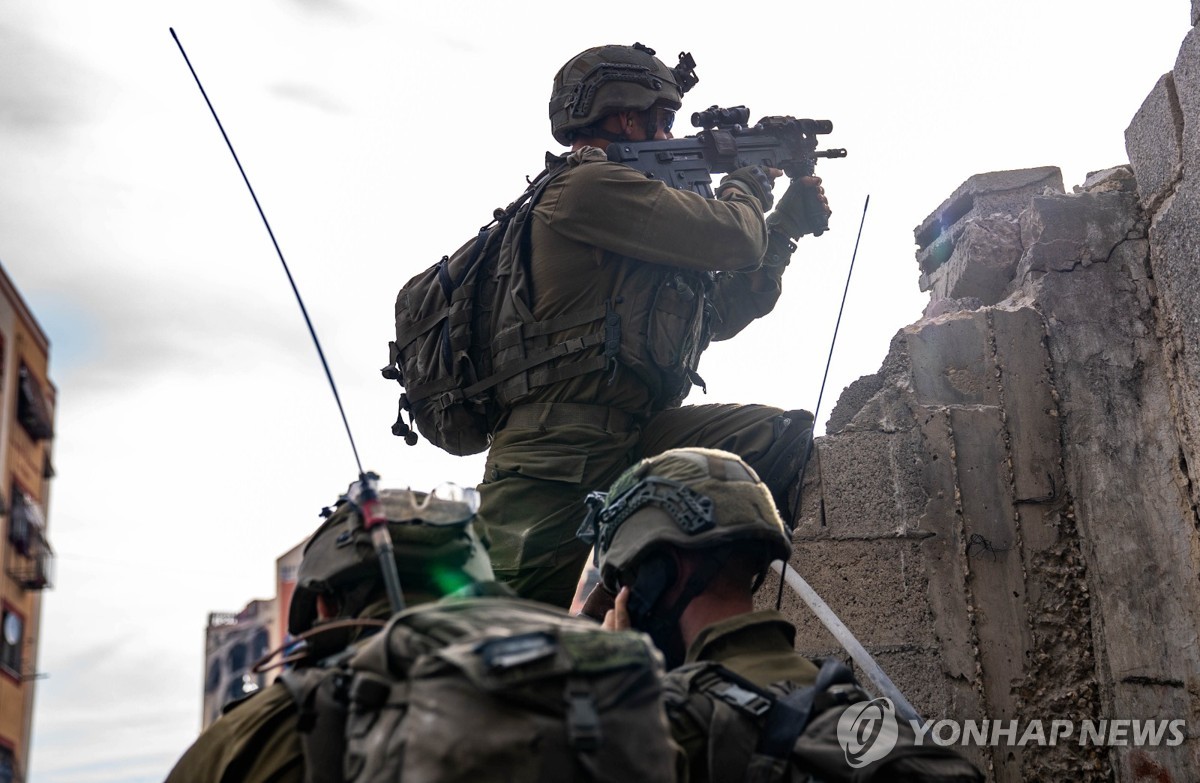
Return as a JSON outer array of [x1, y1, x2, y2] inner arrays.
[[481, 157, 627, 405], [680, 658, 863, 783], [757, 658, 859, 758], [279, 648, 360, 783]]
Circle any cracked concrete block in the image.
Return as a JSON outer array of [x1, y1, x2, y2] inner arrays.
[[841, 381, 918, 435], [757, 564, 840, 652], [868, 647, 948, 714], [814, 429, 929, 536], [1124, 73, 1183, 210], [924, 215, 1023, 304], [990, 306, 1062, 511], [923, 297, 984, 319], [825, 372, 886, 434], [1173, 27, 1200, 175], [914, 167, 1064, 278], [1149, 184, 1200, 482], [906, 311, 1000, 407], [827, 331, 923, 435], [1017, 191, 1139, 275], [782, 538, 936, 650], [950, 407, 1015, 553], [1076, 165, 1138, 195], [950, 406, 1034, 725]]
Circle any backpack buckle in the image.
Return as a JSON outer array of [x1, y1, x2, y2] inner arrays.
[[712, 681, 773, 716], [565, 682, 602, 752]]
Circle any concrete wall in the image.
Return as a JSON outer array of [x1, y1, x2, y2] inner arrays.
[[761, 12, 1200, 782]]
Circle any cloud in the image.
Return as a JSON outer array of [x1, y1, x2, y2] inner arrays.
[[283, 0, 363, 23], [22, 285, 311, 403], [0, 24, 109, 138], [269, 81, 349, 115]]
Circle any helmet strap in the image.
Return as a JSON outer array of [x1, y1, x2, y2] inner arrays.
[[639, 108, 664, 139]]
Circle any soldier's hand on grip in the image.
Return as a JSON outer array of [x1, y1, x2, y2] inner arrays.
[[579, 582, 617, 623], [767, 175, 831, 238], [717, 165, 776, 212]]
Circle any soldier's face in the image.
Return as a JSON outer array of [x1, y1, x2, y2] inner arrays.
[[644, 108, 675, 141]]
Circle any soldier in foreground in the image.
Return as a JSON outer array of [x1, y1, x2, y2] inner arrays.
[[470, 42, 828, 607], [587, 447, 983, 782], [167, 479, 679, 783], [164, 482, 495, 783]]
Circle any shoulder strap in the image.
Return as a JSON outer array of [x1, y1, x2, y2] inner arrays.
[[679, 658, 862, 783], [756, 658, 859, 758], [279, 649, 360, 783], [478, 156, 624, 398]]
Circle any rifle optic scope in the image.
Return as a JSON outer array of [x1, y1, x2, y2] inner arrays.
[[691, 105, 750, 129]]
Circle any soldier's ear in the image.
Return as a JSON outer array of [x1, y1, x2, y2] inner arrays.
[[611, 110, 635, 130]]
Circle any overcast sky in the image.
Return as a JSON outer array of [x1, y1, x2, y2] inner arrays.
[[4, 1, 1191, 780]]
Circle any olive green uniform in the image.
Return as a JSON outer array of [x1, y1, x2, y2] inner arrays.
[[164, 681, 301, 783], [164, 598, 398, 783], [665, 611, 983, 783], [665, 610, 819, 783], [479, 149, 812, 607]]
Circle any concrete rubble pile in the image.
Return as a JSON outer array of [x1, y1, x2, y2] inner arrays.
[[760, 8, 1200, 782]]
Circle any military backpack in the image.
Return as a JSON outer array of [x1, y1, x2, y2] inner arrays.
[[380, 163, 555, 456], [283, 592, 679, 783], [384, 149, 720, 456]]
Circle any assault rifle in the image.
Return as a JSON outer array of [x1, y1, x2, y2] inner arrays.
[[606, 105, 846, 235]]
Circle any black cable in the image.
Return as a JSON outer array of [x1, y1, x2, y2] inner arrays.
[[776, 194, 870, 611], [170, 28, 364, 476]]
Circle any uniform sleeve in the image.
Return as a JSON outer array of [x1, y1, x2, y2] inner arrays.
[[707, 264, 785, 342], [543, 157, 768, 273], [164, 683, 304, 783]]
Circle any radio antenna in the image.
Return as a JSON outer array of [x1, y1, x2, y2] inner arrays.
[[775, 194, 869, 603], [170, 27, 365, 476], [171, 28, 407, 613]]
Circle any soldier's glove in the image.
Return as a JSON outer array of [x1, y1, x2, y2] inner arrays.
[[717, 165, 775, 212], [767, 175, 831, 238]]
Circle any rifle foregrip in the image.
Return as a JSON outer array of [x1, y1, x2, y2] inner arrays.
[[803, 186, 830, 237]]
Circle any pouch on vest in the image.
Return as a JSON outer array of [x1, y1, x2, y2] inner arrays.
[[645, 269, 714, 407]]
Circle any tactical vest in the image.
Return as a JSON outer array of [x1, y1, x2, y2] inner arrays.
[[490, 150, 714, 415]]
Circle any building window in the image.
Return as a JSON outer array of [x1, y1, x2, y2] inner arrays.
[[16, 364, 53, 442], [8, 489, 42, 558], [251, 628, 269, 665], [4, 489, 52, 590], [0, 609, 23, 678], [0, 745, 14, 783], [227, 641, 247, 673], [205, 659, 221, 694]]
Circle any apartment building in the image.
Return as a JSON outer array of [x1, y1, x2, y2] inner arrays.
[[0, 263, 55, 782]]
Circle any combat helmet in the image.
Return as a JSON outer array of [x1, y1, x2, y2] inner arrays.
[[288, 481, 493, 635], [578, 447, 791, 666], [584, 447, 792, 591], [549, 42, 699, 146]]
